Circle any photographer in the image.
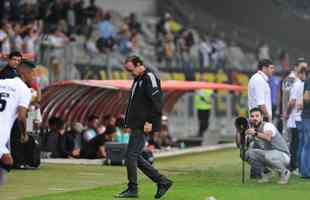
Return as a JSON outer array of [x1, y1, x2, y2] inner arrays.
[[244, 108, 291, 184]]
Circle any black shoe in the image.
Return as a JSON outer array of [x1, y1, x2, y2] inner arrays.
[[115, 189, 138, 198], [154, 180, 173, 199]]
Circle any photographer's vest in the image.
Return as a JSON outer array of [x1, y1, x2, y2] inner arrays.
[[194, 89, 212, 110], [256, 122, 290, 155]]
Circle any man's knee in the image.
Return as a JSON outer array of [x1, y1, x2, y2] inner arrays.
[[126, 151, 139, 161], [264, 151, 287, 167], [245, 149, 264, 162], [245, 149, 256, 161], [0, 154, 13, 172], [1, 154, 13, 166]]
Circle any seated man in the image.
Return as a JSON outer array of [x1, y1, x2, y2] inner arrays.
[[50, 118, 74, 158], [80, 115, 106, 159], [245, 107, 291, 184]]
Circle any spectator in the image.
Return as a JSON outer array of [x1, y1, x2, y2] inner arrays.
[[22, 27, 40, 56], [20, 2, 37, 25], [248, 59, 275, 122], [156, 124, 176, 148], [299, 62, 310, 177], [285, 66, 306, 173], [163, 31, 174, 70], [43, 26, 69, 81], [115, 116, 129, 144], [198, 36, 212, 71], [127, 13, 142, 33], [194, 89, 213, 138], [65, 122, 84, 158], [43, 116, 59, 153], [66, 1, 76, 36], [130, 30, 141, 55], [118, 23, 132, 55], [0, 51, 22, 79], [80, 115, 106, 159], [258, 42, 270, 60], [74, 0, 87, 32], [11, 23, 23, 52], [0, 21, 12, 55], [97, 12, 117, 50], [85, 0, 99, 24], [164, 13, 182, 35], [50, 118, 74, 158]]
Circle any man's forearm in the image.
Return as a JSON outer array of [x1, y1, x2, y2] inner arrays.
[[286, 100, 296, 116]]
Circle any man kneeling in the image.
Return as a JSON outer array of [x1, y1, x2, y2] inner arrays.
[[245, 107, 291, 184]]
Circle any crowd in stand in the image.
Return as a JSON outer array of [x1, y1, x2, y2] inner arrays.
[[40, 114, 177, 160], [0, 0, 287, 83]]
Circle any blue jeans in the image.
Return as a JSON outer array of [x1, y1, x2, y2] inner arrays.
[[300, 119, 310, 177], [296, 121, 304, 169]]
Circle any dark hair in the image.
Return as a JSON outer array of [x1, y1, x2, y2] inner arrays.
[[9, 51, 22, 59], [55, 118, 65, 130], [249, 107, 262, 114], [104, 125, 116, 135], [115, 116, 125, 128], [19, 59, 36, 69], [88, 115, 99, 122], [257, 59, 273, 70], [48, 116, 59, 127], [125, 55, 143, 67]]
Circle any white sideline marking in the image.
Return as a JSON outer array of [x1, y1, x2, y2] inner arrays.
[[48, 187, 66, 191], [78, 172, 105, 176]]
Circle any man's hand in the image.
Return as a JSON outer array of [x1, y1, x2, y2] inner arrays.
[[20, 134, 29, 144], [282, 112, 289, 120], [144, 122, 152, 133], [245, 128, 256, 136], [297, 102, 303, 110]]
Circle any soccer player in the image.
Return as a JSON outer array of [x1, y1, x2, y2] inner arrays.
[[0, 60, 35, 185]]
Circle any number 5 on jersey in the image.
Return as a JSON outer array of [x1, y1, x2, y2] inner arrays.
[[0, 92, 9, 112]]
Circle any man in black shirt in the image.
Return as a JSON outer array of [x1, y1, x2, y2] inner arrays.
[[0, 51, 22, 79], [115, 56, 172, 199]]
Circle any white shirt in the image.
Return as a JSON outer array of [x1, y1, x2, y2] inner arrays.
[[0, 78, 31, 158], [199, 41, 212, 67], [23, 36, 36, 54], [287, 79, 304, 128], [263, 122, 290, 163], [0, 30, 11, 54], [248, 71, 272, 118]]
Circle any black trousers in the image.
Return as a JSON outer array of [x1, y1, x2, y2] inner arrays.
[[197, 109, 210, 137], [126, 129, 167, 190], [289, 128, 299, 171]]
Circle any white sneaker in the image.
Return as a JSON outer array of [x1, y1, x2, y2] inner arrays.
[[278, 170, 291, 184], [257, 172, 272, 183]]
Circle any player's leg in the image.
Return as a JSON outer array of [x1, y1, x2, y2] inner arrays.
[[0, 142, 14, 185]]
